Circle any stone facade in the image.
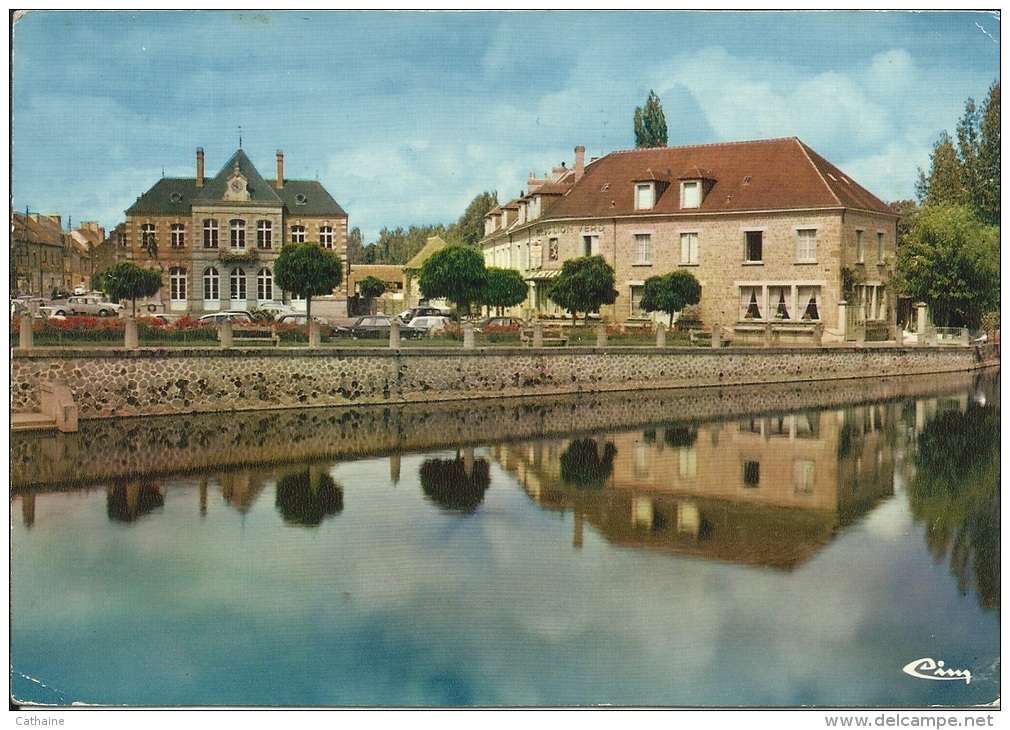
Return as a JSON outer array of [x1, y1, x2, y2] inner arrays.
[[10, 343, 999, 421]]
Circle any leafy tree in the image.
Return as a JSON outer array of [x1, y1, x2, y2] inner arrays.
[[345, 227, 365, 264], [545, 255, 618, 324], [634, 89, 668, 149], [448, 191, 499, 246], [894, 203, 999, 329], [639, 270, 702, 327], [102, 261, 163, 316], [417, 244, 488, 318], [274, 242, 343, 321], [916, 82, 1000, 225], [482, 267, 528, 315], [357, 275, 387, 299], [888, 199, 921, 246]]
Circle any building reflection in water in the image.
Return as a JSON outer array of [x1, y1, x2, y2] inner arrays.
[[107, 482, 166, 523], [492, 402, 903, 570]]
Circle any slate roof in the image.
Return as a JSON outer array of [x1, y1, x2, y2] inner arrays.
[[125, 150, 346, 218], [540, 137, 896, 221]]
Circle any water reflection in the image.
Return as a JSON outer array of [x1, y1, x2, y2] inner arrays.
[[9, 371, 1000, 708]]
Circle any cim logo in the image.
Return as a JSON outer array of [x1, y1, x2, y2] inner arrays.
[[902, 658, 972, 685]]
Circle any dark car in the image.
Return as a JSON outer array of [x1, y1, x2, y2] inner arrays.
[[475, 316, 526, 333], [333, 315, 398, 339]]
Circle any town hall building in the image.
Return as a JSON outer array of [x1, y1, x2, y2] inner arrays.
[[124, 148, 348, 314]]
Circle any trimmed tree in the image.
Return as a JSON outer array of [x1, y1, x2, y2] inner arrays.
[[482, 267, 528, 315], [417, 244, 488, 318], [357, 275, 387, 315], [545, 255, 618, 325], [274, 242, 343, 322], [639, 270, 702, 327], [102, 261, 163, 316], [894, 203, 999, 329]]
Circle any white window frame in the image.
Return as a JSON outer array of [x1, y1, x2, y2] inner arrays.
[[230, 219, 246, 249], [203, 219, 219, 249], [855, 230, 865, 264], [203, 267, 220, 302], [141, 223, 156, 249], [230, 267, 247, 301], [257, 220, 273, 249], [169, 267, 186, 301], [635, 182, 655, 210], [170, 223, 186, 248], [681, 180, 701, 208], [633, 232, 652, 266], [582, 234, 600, 257], [290, 225, 306, 243], [257, 268, 273, 301], [319, 226, 334, 249], [680, 231, 699, 265], [796, 228, 817, 263], [876, 232, 886, 264]]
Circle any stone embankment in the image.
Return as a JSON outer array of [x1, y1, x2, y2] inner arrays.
[[10, 342, 999, 421]]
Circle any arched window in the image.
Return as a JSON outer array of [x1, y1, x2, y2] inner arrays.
[[169, 267, 187, 301], [230, 219, 246, 249], [203, 267, 220, 301], [230, 268, 247, 301], [257, 268, 273, 301]]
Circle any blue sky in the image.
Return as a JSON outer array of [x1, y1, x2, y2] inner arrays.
[[11, 10, 1001, 243]]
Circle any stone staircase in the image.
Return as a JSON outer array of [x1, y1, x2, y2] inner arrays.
[[10, 381, 78, 433]]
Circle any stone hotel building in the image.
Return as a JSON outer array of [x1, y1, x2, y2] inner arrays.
[[124, 148, 348, 314], [482, 138, 899, 341]]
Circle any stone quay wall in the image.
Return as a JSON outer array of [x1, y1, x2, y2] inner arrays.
[[10, 342, 999, 421]]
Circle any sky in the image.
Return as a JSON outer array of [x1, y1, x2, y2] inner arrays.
[[10, 9, 1001, 244]]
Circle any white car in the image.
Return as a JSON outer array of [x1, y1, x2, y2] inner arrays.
[[40, 296, 123, 318], [198, 311, 255, 325], [403, 315, 452, 336]]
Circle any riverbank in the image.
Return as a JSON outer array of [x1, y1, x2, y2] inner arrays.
[[10, 340, 999, 422]]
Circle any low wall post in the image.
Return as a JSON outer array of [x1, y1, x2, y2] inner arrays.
[[895, 325, 904, 347], [464, 324, 475, 349], [916, 302, 928, 345], [219, 320, 233, 349], [763, 323, 773, 348], [596, 323, 607, 347], [710, 326, 720, 349], [533, 323, 543, 348], [928, 328, 938, 347], [309, 320, 321, 349], [856, 325, 866, 346], [389, 320, 401, 349], [125, 317, 139, 350], [19, 315, 32, 349], [960, 328, 969, 346], [813, 323, 823, 347], [656, 324, 666, 348]]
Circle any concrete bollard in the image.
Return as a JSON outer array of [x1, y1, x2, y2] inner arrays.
[[464, 323, 475, 349], [813, 323, 823, 347], [711, 326, 721, 348], [656, 324, 666, 348], [389, 320, 400, 349], [960, 328, 969, 346], [856, 325, 866, 346], [895, 326, 904, 346], [125, 317, 139, 350], [533, 323, 543, 348], [596, 322, 607, 347], [763, 323, 773, 348], [927, 328, 938, 347], [308, 320, 321, 348], [219, 319, 233, 348], [19, 314, 33, 349]]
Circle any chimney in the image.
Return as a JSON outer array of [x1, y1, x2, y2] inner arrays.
[[196, 148, 205, 187], [575, 145, 586, 182], [276, 150, 284, 189]]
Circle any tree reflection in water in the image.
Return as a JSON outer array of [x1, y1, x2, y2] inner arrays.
[[275, 468, 344, 527], [419, 452, 491, 514], [107, 482, 165, 523], [559, 438, 617, 489], [907, 401, 999, 612]]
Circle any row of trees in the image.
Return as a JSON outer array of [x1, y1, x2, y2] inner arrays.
[[894, 81, 1000, 330]]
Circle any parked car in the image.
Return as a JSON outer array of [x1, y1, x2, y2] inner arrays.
[[333, 315, 397, 339], [40, 295, 123, 318], [396, 306, 450, 324], [474, 316, 526, 333], [138, 313, 185, 326], [197, 311, 255, 325], [254, 302, 297, 318], [402, 315, 452, 337], [276, 313, 329, 326]]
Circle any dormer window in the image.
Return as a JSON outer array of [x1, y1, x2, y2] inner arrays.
[[681, 180, 701, 208], [635, 183, 655, 210]]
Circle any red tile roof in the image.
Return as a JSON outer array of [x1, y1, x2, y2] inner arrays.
[[541, 137, 895, 221]]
